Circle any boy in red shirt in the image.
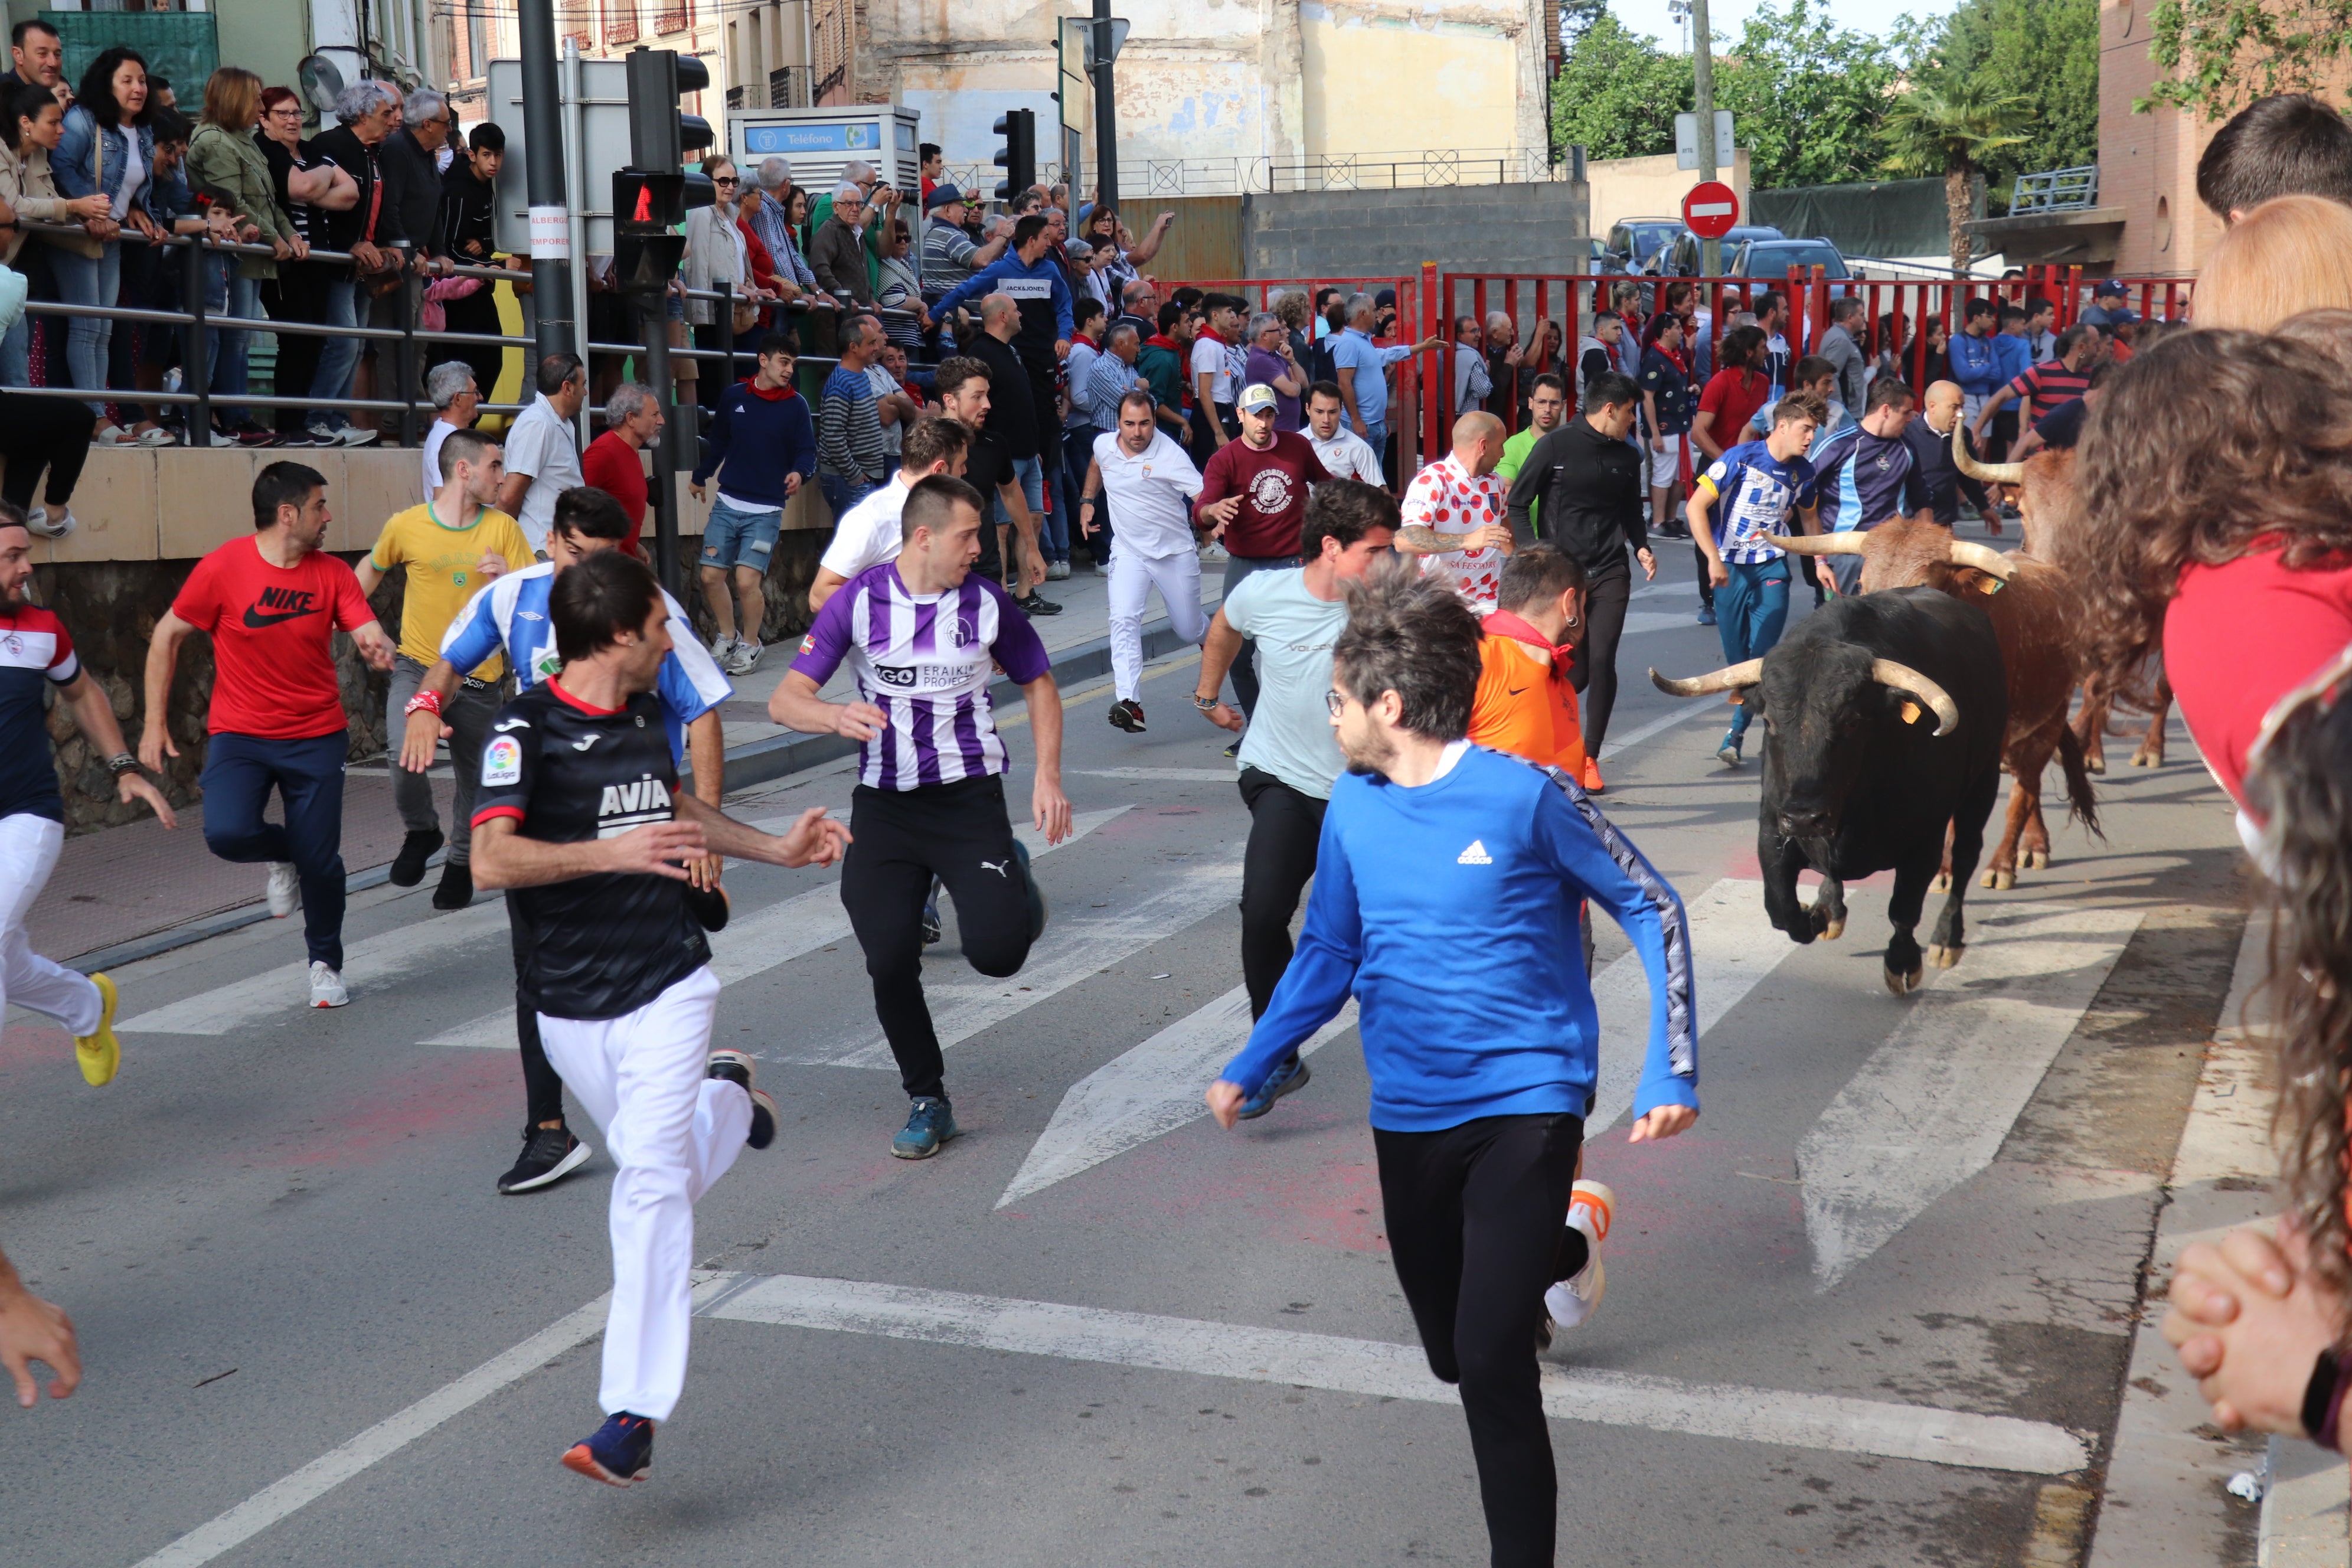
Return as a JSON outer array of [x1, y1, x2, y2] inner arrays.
[[140, 463, 397, 1008]]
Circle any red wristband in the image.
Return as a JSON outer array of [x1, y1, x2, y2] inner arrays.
[[404, 690, 444, 718]]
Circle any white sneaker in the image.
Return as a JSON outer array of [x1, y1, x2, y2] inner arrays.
[[729, 639, 763, 674], [24, 507, 76, 540], [308, 961, 348, 1008], [335, 426, 379, 447], [1046, 560, 1072, 581], [1544, 1180, 1614, 1332], [709, 631, 739, 665], [265, 862, 301, 918]]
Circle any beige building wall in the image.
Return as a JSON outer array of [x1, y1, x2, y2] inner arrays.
[[1586, 148, 1753, 240]]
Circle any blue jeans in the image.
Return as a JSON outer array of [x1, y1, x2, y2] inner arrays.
[[48, 240, 120, 417], [205, 257, 261, 425], [816, 473, 874, 530], [0, 312, 28, 388], [200, 730, 349, 970], [1716, 557, 1791, 739], [1058, 424, 1097, 563], [978, 455, 1048, 587], [306, 275, 361, 431], [703, 495, 788, 572]]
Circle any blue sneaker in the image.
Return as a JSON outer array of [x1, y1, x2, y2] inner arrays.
[[1010, 839, 1047, 943], [1697, 606, 1717, 626], [561, 1412, 654, 1487], [921, 876, 943, 946], [892, 1095, 961, 1159], [1236, 1054, 1312, 1120], [1716, 730, 1742, 768]]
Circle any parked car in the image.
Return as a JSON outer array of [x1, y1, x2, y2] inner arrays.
[[1604, 218, 1685, 273], [1724, 237, 1861, 297], [1655, 225, 1786, 277]]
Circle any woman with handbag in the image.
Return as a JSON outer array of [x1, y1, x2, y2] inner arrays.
[[0, 83, 106, 390], [50, 46, 166, 444], [187, 67, 296, 446]]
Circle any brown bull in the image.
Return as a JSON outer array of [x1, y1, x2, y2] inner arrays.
[[1952, 431, 2175, 773], [1768, 516, 2100, 888]]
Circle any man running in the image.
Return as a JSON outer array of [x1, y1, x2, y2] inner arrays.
[[1688, 393, 1824, 767], [1469, 545, 1592, 783], [1302, 380, 1383, 486], [1905, 379, 2001, 532], [807, 416, 970, 614], [466, 547, 848, 1488], [1083, 388, 1207, 734], [1192, 479, 1397, 1113], [357, 427, 533, 910], [140, 464, 397, 1008], [1197, 383, 1333, 718], [1399, 411, 1513, 612], [404, 487, 733, 1195], [1808, 378, 1931, 594], [2, 504, 174, 1087], [770, 476, 1073, 1159], [1208, 560, 1696, 1568], [1492, 373, 1567, 536]]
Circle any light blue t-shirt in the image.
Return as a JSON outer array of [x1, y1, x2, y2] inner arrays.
[[1223, 567, 1347, 800], [1328, 327, 1413, 437]]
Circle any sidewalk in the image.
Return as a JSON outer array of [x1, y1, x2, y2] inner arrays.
[[31, 551, 1227, 966]]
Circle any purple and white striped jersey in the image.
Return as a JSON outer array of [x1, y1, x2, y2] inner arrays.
[[792, 563, 1053, 790]]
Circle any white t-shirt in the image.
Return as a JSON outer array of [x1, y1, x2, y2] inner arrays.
[[1308, 427, 1384, 486], [500, 394, 585, 553], [1190, 334, 1236, 407], [421, 418, 458, 501], [1092, 428, 1203, 558], [819, 476, 912, 581], [867, 364, 904, 458]]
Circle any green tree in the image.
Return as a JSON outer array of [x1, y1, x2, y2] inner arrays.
[[1548, 12, 1690, 164], [1881, 80, 2037, 270], [1714, 0, 1903, 187], [1910, 0, 2098, 200], [2142, 0, 2352, 119]]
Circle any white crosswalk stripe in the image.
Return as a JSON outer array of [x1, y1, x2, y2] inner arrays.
[[1798, 900, 2144, 1289]]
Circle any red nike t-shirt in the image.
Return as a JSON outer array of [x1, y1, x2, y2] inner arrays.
[[171, 536, 377, 739]]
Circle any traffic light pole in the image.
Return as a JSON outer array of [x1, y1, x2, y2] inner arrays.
[[517, 0, 575, 360], [639, 299, 682, 597], [1092, 0, 1118, 210]]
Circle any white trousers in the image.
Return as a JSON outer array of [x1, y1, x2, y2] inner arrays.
[[1, 814, 100, 1038], [537, 964, 747, 1423], [1108, 545, 1210, 701]]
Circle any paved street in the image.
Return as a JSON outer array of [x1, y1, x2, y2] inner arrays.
[[3, 544, 2259, 1567]]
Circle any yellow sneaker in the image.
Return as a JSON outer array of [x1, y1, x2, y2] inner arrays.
[[74, 972, 120, 1087]]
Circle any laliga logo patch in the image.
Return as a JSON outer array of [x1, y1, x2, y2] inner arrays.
[[482, 735, 523, 786]]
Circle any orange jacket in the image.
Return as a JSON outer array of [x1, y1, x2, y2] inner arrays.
[[1469, 613, 1590, 776]]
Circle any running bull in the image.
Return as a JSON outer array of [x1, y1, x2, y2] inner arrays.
[[1652, 587, 2008, 994]]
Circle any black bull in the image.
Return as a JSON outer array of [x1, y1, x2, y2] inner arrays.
[[1655, 587, 2008, 995]]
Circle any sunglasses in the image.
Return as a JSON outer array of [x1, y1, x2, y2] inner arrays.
[[713, 176, 739, 186]]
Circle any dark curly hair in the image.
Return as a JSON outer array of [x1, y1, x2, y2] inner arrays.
[[2048, 322, 2352, 683], [1334, 553, 1484, 744]]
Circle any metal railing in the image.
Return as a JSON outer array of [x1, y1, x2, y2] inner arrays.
[[937, 147, 1567, 201], [2008, 166, 2100, 214], [2, 226, 928, 444]]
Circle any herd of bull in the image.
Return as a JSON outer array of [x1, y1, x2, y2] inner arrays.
[[1649, 426, 2138, 997]]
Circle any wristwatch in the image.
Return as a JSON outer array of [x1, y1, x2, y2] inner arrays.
[[106, 753, 139, 776]]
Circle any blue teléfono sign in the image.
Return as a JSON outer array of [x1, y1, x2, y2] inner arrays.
[[741, 121, 881, 155]]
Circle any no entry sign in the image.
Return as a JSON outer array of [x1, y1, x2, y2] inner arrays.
[[1683, 181, 1740, 240]]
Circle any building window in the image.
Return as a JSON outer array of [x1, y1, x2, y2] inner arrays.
[[812, 0, 850, 103], [727, 85, 745, 110], [603, 0, 639, 44], [769, 67, 796, 109], [466, 0, 491, 77], [656, 0, 692, 33], [558, 0, 592, 49]]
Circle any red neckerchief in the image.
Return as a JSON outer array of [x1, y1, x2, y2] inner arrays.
[[1145, 333, 1180, 351], [742, 379, 797, 402], [1482, 609, 1574, 663], [1655, 341, 1690, 376]]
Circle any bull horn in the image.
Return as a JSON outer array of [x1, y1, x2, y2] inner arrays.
[[1946, 539, 2015, 582], [1871, 659, 1959, 737], [1765, 531, 1864, 557], [1952, 419, 2025, 485], [1651, 659, 1765, 697]]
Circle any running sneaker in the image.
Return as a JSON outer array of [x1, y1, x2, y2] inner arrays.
[[24, 507, 76, 540], [334, 426, 380, 447], [1578, 756, 1605, 793], [1544, 1180, 1615, 1332], [1046, 560, 1072, 580], [709, 631, 740, 666], [1236, 1054, 1311, 1120], [1223, 741, 1241, 759], [389, 827, 444, 888], [266, 862, 301, 917], [432, 858, 474, 910], [308, 962, 348, 1008], [1696, 606, 1717, 626], [1017, 592, 1063, 617], [1716, 731, 1742, 769], [706, 1050, 778, 1149], [231, 421, 279, 447], [891, 1095, 961, 1159], [499, 1124, 592, 1194], [726, 639, 763, 674], [75, 972, 120, 1087], [561, 1412, 654, 1487], [1108, 698, 1146, 733], [303, 423, 345, 447], [1011, 838, 1047, 943], [920, 897, 942, 947]]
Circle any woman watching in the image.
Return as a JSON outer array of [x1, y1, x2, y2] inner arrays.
[[680, 155, 748, 398], [0, 81, 106, 389], [252, 84, 348, 438], [187, 67, 297, 446], [51, 45, 166, 444]]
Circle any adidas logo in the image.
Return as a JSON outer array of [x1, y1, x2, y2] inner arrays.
[[1456, 839, 1493, 865]]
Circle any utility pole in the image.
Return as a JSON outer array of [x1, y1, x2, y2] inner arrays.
[[1691, 0, 1720, 279], [1092, 0, 1119, 210], [517, 0, 574, 359]]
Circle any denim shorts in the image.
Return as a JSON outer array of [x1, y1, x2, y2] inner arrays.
[[701, 497, 784, 572]]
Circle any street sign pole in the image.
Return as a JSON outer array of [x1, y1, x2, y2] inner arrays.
[[1093, 0, 1119, 210], [1691, 0, 1720, 279]]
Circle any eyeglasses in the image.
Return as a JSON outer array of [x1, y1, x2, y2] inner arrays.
[[1325, 690, 1351, 717]]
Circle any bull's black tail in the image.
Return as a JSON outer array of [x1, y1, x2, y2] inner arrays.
[[2056, 724, 2104, 838]]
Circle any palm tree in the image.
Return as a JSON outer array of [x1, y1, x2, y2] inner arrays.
[[1881, 81, 2035, 275]]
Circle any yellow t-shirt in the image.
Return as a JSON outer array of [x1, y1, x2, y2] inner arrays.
[[369, 502, 535, 676]]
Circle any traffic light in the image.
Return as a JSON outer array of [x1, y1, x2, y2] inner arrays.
[[624, 47, 716, 172], [992, 108, 1037, 204], [612, 170, 687, 294], [613, 46, 716, 297]]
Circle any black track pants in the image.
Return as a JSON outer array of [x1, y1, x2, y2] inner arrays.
[[1564, 566, 1631, 755], [1237, 767, 1327, 1019]]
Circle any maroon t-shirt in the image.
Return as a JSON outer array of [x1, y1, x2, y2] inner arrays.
[[1195, 432, 1332, 559]]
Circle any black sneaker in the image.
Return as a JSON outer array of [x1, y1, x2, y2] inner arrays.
[[1010, 838, 1047, 943], [498, 1125, 592, 1194], [1108, 697, 1146, 733], [389, 828, 444, 888], [707, 1049, 777, 1148], [1223, 741, 1241, 759], [432, 858, 473, 910], [1017, 592, 1063, 616]]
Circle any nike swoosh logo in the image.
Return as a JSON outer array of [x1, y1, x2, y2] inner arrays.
[[1507, 687, 1529, 696], [243, 606, 321, 629]]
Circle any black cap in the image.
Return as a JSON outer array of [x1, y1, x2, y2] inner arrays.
[[2092, 279, 2126, 299], [1374, 288, 1397, 309]]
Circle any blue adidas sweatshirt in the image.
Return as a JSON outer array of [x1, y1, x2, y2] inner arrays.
[[1221, 744, 1699, 1132], [691, 380, 818, 508], [1949, 328, 2004, 397]]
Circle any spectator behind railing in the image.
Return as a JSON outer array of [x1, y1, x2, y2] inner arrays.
[[253, 84, 351, 440], [0, 264, 93, 536], [809, 180, 873, 305], [53, 45, 165, 445], [1, 18, 67, 109], [678, 153, 747, 403], [189, 67, 298, 447], [874, 218, 927, 347], [747, 158, 816, 298], [731, 176, 788, 326], [122, 106, 208, 443], [433, 121, 512, 407], [299, 77, 401, 447], [0, 83, 106, 389]]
